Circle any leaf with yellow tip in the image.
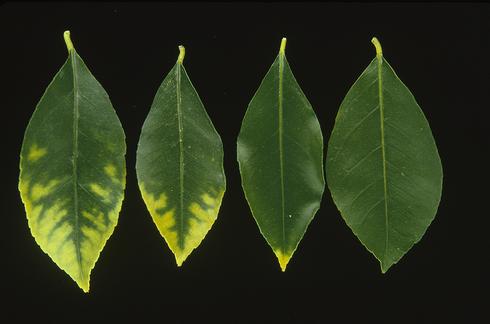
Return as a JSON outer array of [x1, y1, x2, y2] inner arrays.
[[136, 46, 226, 266], [18, 31, 126, 292], [237, 38, 325, 271]]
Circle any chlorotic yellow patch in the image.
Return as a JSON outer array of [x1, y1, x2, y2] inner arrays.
[[81, 224, 105, 266], [139, 184, 180, 261], [155, 209, 179, 262], [82, 210, 106, 231], [31, 201, 68, 245], [20, 179, 86, 291], [27, 144, 47, 162], [104, 164, 117, 177], [78, 206, 121, 293], [176, 190, 225, 266], [76, 205, 120, 293], [103, 164, 121, 184], [274, 249, 292, 272], [201, 193, 216, 206], [107, 209, 118, 223], [26, 198, 86, 290], [140, 184, 224, 266], [30, 179, 62, 201], [89, 183, 111, 202], [19, 175, 123, 293], [140, 184, 167, 215]]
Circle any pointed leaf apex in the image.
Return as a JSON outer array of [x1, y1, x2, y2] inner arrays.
[[76, 277, 90, 293], [174, 252, 187, 267], [177, 45, 185, 64], [380, 259, 393, 274], [275, 249, 291, 272], [63, 30, 74, 53], [279, 37, 287, 55], [371, 37, 383, 58]]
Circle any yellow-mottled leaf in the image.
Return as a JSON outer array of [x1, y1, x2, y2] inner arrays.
[[18, 31, 126, 292], [136, 46, 225, 266]]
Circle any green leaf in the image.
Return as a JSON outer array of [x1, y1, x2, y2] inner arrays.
[[136, 46, 226, 266], [237, 38, 325, 271], [326, 37, 443, 273], [18, 31, 126, 292]]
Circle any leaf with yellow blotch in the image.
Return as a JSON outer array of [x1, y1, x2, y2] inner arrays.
[[19, 31, 126, 292], [136, 46, 226, 266]]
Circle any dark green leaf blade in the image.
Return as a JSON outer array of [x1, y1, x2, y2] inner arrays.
[[237, 38, 325, 271], [18, 31, 126, 292], [326, 38, 443, 272], [136, 46, 226, 266]]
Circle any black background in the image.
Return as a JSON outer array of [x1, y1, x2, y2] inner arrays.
[[1, 2, 488, 323]]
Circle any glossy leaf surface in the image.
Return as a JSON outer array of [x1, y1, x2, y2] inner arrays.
[[326, 38, 443, 272], [237, 39, 325, 271], [136, 47, 225, 266], [19, 31, 126, 292]]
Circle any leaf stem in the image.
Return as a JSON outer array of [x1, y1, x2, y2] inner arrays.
[[177, 45, 185, 64], [64, 30, 74, 53], [279, 37, 287, 55], [371, 37, 383, 58]]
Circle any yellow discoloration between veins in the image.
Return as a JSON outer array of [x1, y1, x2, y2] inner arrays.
[[81, 221, 107, 267], [139, 185, 179, 260], [31, 179, 62, 201], [27, 144, 47, 162], [156, 209, 178, 261], [31, 201, 68, 246], [77, 206, 119, 293], [20, 178, 84, 290], [201, 193, 216, 206], [181, 191, 224, 264], [104, 164, 118, 180], [19, 175, 123, 293], [82, 210, 106, 231], [89, 183, 111, 202], [140, 184, 167, 214], [25, 197, 82, 288], [140, 184, 224, 266]]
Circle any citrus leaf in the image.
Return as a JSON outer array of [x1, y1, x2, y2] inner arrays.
[[136, 46, 226, 266], [326, 38, 443, 272], [237, 38, 325, 271], [18, 31, 126, 292]]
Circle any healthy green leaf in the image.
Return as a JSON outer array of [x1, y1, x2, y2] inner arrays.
[[326, 38, 443, 272], [136, 46, 226, 266], [237, 38, 325, 271], [19, 31, 126, 292]]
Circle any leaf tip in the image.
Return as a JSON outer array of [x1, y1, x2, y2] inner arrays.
[[177, 45, 185, 64], [274, 249, 291, 272], [76, 278, 90, 293], [279, 37, 287, 55], [175, 253, 186, 267], [380, 259, 393, 274], [63, 30, 74, 53], [371, 37, 382, 58]]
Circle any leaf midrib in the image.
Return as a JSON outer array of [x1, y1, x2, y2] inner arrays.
[[376, 55, 390, 265], [70, 51, 84, 280], [176, 63, 185, 248], [278, 54, 286, 250]]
